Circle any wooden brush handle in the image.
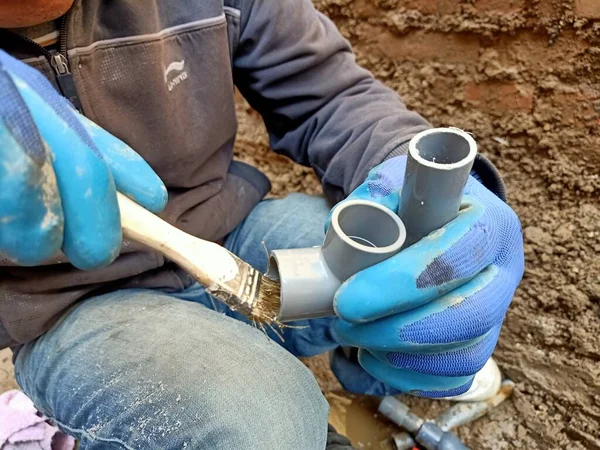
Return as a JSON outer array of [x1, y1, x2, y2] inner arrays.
[[117, 192, 240, 287]]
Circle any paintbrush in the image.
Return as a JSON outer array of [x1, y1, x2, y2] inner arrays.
[[117, 192, 280, 323]]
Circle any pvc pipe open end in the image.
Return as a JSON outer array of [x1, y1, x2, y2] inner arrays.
[[331, 200, 406, 255], [266, 254, 280, 282], [410, 127, 477, 171], [268, 200, 406, 322]]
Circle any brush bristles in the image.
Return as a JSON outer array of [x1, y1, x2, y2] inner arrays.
[[250, 275, 281, 323]]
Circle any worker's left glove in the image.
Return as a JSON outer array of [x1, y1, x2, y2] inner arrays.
[[330, 155, 525, 398]]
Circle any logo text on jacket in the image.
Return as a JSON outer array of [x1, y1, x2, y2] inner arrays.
[[164, 60, 188, 92]]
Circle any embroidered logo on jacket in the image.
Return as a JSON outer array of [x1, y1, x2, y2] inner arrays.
[[164, 60, 188, 92]]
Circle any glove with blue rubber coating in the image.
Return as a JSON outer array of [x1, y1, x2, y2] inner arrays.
[[0, 50, 167, 269], [330, 155, 525, 398]]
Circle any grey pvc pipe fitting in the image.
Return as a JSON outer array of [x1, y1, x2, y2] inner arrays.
[[267, 200, 406, 322], [399, 127, 477, 247], [380, 396, 470, 450], [267, 127, 476, 322], [379, 396, 423, 434]]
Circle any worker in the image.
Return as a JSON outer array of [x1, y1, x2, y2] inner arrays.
[[0, 0, 525, 449]]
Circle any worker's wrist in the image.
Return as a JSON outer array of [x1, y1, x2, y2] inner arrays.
[[470, 153, 507, 202], [382, 140, 411, 162]]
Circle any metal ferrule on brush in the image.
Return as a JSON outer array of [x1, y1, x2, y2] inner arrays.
[[205, 253, 262, 317]]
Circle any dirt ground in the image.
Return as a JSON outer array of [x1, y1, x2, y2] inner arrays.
[[1, 1, 599, 449], [235, 0, 600, 448]]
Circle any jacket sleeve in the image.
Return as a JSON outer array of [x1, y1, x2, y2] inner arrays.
[[231, 0, 431, 202]]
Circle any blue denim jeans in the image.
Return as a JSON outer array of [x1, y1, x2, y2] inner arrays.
[[14, 194, 338, 450]]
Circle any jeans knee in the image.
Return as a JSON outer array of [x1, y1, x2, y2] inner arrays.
[[225, 354, 329, 449], [174, 337, 329, 449], [16, 290, 329, 449], [116, 330, 330, 449]]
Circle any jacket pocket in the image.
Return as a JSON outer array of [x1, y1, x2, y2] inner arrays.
[[69, 17, 237, 190]]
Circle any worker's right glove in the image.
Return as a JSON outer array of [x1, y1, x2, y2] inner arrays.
[[0, 50, 167, 269]]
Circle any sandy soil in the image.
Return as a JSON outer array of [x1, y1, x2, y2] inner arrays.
[[234, 1, 600, 447], [2, 1, 598, 449]]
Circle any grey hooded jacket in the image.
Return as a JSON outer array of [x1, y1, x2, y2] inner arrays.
[[0, 0, 501, 349]]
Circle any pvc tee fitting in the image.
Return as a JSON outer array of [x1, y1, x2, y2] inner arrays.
[[268, 127, 477, 323], [266, 200, 406, 322]]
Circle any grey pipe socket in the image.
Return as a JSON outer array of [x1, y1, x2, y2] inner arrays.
[[267, 200, 406, 322], [268, 127, 476, 322], [399, 127, 477, 247]]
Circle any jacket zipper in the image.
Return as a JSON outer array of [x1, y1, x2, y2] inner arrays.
[[50, 10, 82, 112], [2, 9, 83, 112]]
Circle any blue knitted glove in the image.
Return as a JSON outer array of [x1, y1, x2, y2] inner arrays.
[[0, 50, 167, 269], [331, 155, 524, 398]]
